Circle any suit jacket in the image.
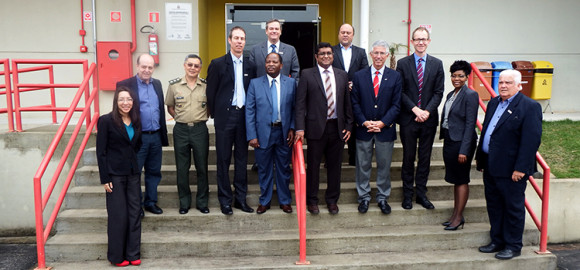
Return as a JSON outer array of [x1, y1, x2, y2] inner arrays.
[[332, 44, 369, 81], [351, 66, 401, 142], [396, 54, 444, 127], [475, 93, 542, 177], [250, 41, 300, 80], [116, 76, 169, 146], [245, 75, 296, 148], [96, 113, 142, 184], [206, 52, 256, 129], [295, 66, 353, 140], [439, 85, 479, 155]]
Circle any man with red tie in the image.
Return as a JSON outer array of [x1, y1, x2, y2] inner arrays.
[[351, 40, 401, 214]]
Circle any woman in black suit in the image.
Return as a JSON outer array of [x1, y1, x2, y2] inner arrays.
[[96, 86, 142, 266], [440, 61, 479, 230]]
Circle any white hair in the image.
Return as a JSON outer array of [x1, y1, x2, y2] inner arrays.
[[371, 40, 389, 51], [500, 69, 522, 90]]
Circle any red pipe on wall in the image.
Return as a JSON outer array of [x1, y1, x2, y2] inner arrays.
[[407, 0, 411, 56], [130, 0, 137, 53]]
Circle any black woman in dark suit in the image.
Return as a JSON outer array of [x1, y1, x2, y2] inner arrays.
[[439, 61, 479, 230], [97, 86, 143, 267]]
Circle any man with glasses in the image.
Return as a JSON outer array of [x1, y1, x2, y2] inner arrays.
[[165, 54, 210, 215], [396, 27, 444, 210], [117, 54, 169, 216], [295, 42, 353, 215], [350, 40, 401, 214]]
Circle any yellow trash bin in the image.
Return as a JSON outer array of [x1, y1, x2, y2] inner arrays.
[[531, 61, 553, 100]]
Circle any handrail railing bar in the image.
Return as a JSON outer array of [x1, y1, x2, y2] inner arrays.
[[528, 176, 544, 198], [43, 113, 99, 240], [37, 64, 96, 208], [49, 66, 57, 124], [1, 59, 14, 131], [12, 65, 53, 73]]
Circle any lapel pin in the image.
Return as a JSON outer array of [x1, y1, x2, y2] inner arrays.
[[507, 109, 512, 114]]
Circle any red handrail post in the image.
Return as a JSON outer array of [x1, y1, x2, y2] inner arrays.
[[293, 140, 310, 265], [0, 59, 15, 131]]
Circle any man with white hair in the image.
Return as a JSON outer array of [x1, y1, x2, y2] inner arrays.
[[475, 69, 542, 260], [350, 40, 401, 214]]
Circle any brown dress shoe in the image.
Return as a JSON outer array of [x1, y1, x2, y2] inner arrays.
[[307, 204, 319, 214], [256, 204, 270, 214], [279, 204, 293, 213], [327, 204, 339, 214]]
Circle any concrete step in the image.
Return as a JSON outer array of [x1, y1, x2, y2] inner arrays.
[[64, 179, 486, 209], [45, 246, 557, 270], [81, 142, 446, 166], [73, 160, 482, 186], [56, 200, 489, 234], [45, 223, 539, 262]]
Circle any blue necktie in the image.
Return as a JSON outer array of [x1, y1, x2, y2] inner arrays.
[[271, 79, 278, 122], [270, 44, 277, 53]]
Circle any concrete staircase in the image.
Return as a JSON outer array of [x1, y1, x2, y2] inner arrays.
[[46, 124, 557, 269]]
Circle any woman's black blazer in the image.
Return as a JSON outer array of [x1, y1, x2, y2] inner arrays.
[[96, 113, 142, 184]]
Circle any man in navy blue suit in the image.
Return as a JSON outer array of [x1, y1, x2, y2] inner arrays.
[[246, 52, 296, 214], [476, 69, 542, 260], [351, 40, 401, 214]]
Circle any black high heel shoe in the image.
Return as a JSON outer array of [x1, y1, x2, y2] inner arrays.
[[444, 220, 465, 231], [442, 217, 464, 226]]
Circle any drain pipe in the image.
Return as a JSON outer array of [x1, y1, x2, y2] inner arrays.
[[360, 0, 369, 53], [92, 0, 97, 64], [130, 0, 137, 53]]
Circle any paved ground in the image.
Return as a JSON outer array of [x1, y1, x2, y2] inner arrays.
[[0, 238, 578, 270]]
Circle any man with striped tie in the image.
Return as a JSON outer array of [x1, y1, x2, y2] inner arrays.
[[295, 42, 353, 215], [396, 27, 444, 210]]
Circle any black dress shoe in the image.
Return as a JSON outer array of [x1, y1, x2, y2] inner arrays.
[[416, 197, 435, 209], [179, 208, 189, 214], [378, 200, 391, 214], [144, 204, 163, 214], [220, 205, 233, 215], [479, 243, 503, 253], [196, 206, 210, 214], [358, 201, 369, 213], [327, 204, 339, 214], [233, 200, 254, 213], [307, 204, 319, 214], [140, 208, 145, 219], [251, 163, 258, 171], [495, 249, 521, 260], [402, 197, 413, 210]]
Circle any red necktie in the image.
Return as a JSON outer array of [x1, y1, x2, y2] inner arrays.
[[373, 71, 380, 97]]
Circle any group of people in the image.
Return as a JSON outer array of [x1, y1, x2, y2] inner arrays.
[[95, 21, 543, 266]]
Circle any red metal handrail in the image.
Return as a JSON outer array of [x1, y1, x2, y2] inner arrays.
[[11, 59, 90, 132], [0, 59, 15, 131], [33, 62, 99, 270], [292, 140, 310, 265], [469, 64, 551, 254]]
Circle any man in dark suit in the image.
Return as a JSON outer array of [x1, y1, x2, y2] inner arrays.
[[332, 23, 369, 166], [396, 27, 444, 210], [246, 52, 296, 214], [207, 26, 256, 215], [250, 19, 300, 80], [476, 69, 542, 260], [351, 40, 401, 214], [295, 42, 353, 215], [116, 54, 169, 215]]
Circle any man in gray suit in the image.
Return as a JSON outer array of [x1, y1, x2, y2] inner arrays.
[[250, 19, 300, 80]]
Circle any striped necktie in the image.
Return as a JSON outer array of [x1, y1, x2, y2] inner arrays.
[[324, 69, 334, 119], [417, 58, 424, 107]]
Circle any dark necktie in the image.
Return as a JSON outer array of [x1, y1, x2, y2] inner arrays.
[[417, 58, 424, 107], [270, 44, 277, 53]]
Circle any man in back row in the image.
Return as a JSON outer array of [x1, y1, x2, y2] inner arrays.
[[117, 54, 168, 216]]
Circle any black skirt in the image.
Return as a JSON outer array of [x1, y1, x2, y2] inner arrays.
[[442, 128, 476, 185]]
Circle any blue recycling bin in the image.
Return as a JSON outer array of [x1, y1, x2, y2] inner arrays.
[[491, 61, 512, 94]]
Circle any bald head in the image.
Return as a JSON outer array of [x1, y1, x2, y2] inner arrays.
[[136, 54, 155, 83], [338, 24, 355, 48]]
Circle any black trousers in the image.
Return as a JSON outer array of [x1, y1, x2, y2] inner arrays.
[[306, 120, 344, 205], [399, 121, 437, 199], [483, 168, 527, 252], [214, 108, 248, 206], [106, 174, 141, 263]]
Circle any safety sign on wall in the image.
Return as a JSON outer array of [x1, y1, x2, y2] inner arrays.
[[110, 11, 122, 22], [165, 3, 192, 40]]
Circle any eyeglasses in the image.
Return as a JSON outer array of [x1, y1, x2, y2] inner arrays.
[[186, 63, 201, 68], [317, 52, 333, 56], [450, 74, 466, 79], [412, 38, 429, 43], [118, 98, 133, 103], [371, 51, 387, 56]]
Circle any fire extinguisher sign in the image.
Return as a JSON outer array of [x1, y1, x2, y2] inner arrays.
[[149, 12, 160, 23], [110, 11, 121, 22]]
